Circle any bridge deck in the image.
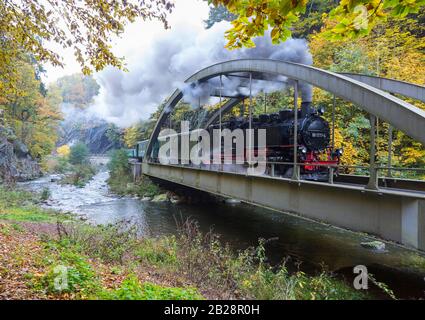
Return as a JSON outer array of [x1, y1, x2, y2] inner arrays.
[[141, 161, 425, 251]]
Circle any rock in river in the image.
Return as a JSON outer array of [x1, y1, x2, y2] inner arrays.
[[152, 194, 168, 202], [361, 241, 386, 251]]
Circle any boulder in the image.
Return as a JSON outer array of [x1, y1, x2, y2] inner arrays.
[[13, 140, 29, 157], [225, 198, 241, 205], [170, 195, 186, 204], [361, 241, 386, 251], [152, 194, 168, 202]]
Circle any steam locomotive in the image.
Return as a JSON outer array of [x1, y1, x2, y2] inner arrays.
[[207, 102, 342, 181], [134, 102, 342, 181]]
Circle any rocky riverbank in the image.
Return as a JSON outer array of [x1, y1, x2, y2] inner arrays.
[[0, 127, 42, 183]]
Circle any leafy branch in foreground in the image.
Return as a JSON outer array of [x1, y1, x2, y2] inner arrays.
[[209, 0, 425, 48], [0, 0, 174, 76]]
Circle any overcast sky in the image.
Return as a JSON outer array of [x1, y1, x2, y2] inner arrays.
[[43, 0, 210, 84]]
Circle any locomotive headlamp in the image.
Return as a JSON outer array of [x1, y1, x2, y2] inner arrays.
[[336, 148, 344, 156], [317, 106, 325, 115], [300, 146, 308, 154]]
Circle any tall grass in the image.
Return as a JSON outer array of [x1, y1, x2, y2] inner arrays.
[[52, 219, 368, 300]]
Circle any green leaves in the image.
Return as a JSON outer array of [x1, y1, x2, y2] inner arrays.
[[325, 0, 425, 40], [213, 0, 425, 48], [222, 0, 308, 49]]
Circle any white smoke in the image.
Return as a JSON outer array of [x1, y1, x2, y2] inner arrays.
[[90, 20, 313, 127]]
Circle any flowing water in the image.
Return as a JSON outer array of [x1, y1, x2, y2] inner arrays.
[[21, 169, 425, 299]]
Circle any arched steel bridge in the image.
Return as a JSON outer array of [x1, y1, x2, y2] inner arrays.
[[140, 59, 425, 251]]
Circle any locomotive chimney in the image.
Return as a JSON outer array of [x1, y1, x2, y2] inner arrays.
[[299, 81, 313, 117], [301, 101, 313, 117]]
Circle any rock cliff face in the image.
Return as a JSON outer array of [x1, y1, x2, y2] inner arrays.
[[0, 127, 42, 183], [57, 121, 120, 154], [57, 105, 122, 154]]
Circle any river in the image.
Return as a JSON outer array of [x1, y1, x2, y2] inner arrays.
[[20, 169, 425, 299]]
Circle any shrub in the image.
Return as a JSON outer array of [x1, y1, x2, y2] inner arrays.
[[171, 219, 368, 300], [61, 163, 96, 187], [56, 221, 139, 264], [136, 237, 178, 267], [50, 219, 369, 300], [41, 188, 51, 201], [57, 145, 71, 157], [108, 149, 130, 177], [0, 186, 34, 208], [39, 240, 101, 297], [69, 143, 89, 165], [107, 149, 161, 197], [54, 156, 70, 173]]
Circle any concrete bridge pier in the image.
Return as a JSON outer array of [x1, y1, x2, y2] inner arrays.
[[129, 160, 143, 181], [402, 199, 425, 249]]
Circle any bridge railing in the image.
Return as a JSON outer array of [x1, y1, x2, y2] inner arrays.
[[147, 158, 425, 191]]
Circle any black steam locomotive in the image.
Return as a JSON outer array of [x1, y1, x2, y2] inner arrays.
[[208, 102, 342, 181]]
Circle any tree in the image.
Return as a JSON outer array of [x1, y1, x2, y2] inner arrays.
[[57, 145, 71, 157], [54, 74, 100, 109], [310, 15, 425, 169], [69, 143, 89, 165], [123, 126, 140, 148], [108, 149, 130, 179], [106, 124, 124, 146], [209, 0, 425, 49], [0, 55, 62, 160], [0, 0, 174, 88]]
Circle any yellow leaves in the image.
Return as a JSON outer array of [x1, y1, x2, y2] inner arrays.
[[123, 126, 140, 148], [312, 13, 425, 169], [57, 145, 71, 157], [271, 27, 280, 40], [0, 56, 62, 161], [400, 146, 425, 166], [246, 6, 254, 17], [324, 0, 425, 41], [333, 128, 359, 167], [215, 0, 307, 49]]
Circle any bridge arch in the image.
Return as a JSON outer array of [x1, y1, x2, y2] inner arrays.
[[340, 73, 425, 103], [204, 73, 425, 129], [146, 59, 425, 159]]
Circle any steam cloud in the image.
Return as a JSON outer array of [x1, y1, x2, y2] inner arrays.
[[91, 22, 313, 127]]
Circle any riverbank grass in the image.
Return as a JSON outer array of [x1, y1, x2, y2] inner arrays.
[[0, 186, 67, 223]]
